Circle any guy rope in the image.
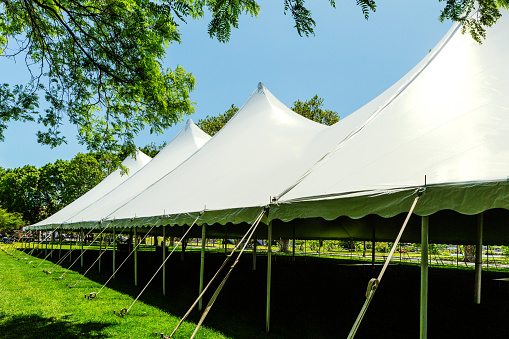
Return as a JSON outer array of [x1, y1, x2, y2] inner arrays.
[[347, 188, 425, 338], [166, 208, 266, 338], [115, 212, 204, 317]]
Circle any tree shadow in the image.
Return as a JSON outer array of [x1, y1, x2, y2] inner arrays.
[[0, 313, 112, 339]]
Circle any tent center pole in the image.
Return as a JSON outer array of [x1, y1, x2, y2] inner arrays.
[[420, 216, 429, 339], [266, 219, 272, 333], [199, 224, 206, 311], [475, 213, 483, 304]]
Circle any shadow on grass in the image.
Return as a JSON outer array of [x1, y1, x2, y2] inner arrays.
[[0, 313, 112, 339]]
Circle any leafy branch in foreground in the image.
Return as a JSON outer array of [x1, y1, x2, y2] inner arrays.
[[0, 0, 507, 157]]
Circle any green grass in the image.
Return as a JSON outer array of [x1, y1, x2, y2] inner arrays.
[[0, 245, 229, 339]]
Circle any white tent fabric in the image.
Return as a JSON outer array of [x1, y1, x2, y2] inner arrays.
[[103, 83, 328, 228], [30, 149, 152, 227], [62, 119, 210, 226], [274, 13, 509, 221]]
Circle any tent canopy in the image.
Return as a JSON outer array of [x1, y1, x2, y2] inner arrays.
[[29, 149, 152, 228], [26, 13, 509, 244]]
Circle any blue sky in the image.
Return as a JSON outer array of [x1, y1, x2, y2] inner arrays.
[[0, 1, 452, 169]]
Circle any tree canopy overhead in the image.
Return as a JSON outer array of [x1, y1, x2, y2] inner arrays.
[[0, 0, 507, 155]]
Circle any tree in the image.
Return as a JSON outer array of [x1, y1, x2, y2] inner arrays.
[[0, 153, 109, 224], [2, 1, 506, 156], [196, 104, 239, 136], [0, 205, 24, 232], [291, 95, 339, 126], [139, 142, 168, 158], [197, 95, 339, 138]]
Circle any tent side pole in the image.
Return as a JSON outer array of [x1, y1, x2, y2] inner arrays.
[[69, 231, 72, 263], [99, 231, 103, 273], [59, 228, 62, 259], [199, 224, 206, 311], [50, 231, 54, 258], [112, 227, 116, 279], [266, 220, 273, 333], [134, 227, 138, 286], [253, 236, 257, 271], [371, 224, 376, 267], [420, 216, 429, 339], [80, 228, 84, 268], [474, 213, 483, 304], [162, 226, 166, 296], [292, 225, 296, 262]]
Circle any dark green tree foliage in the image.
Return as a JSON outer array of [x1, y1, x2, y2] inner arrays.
[[139, 142, 167, 158], [196, 104, 239, 136], [0, 0, 506, 156], [0, 0, 198, 154], [0, 153, 107, 224], [196, 96, 339, 138], [0, 205, 24, 232], [0, 165, 42, 223], [291, 95, 339, 126]]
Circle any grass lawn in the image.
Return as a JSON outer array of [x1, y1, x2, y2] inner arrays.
[[0, 245, 229, 339], [3, 242, 509, 338]]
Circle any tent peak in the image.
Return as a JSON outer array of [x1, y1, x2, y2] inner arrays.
[[257, 82, 266, 93], [186, 119, 194, 125]]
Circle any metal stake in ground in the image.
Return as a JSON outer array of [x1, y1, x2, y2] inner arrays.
[[69, 225, 129, 288], [89, 224, 158, 299], [25, 226, 61, 262], [57, 222, 111, 280], [189, 210, 264, 339], [46, 224, 100, 274], [120, 213, 203, 316]]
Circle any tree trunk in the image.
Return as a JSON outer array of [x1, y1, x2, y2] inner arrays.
[[279, 239, 290, 253], [464, 245, 476, 263]]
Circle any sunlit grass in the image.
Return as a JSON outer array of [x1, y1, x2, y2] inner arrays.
[[0, 244, 229, 339]]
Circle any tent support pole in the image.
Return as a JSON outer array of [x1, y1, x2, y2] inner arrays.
[[420, 216, 429, 339], [253, 236, 257, 271], [292, 225, 296, 261], [475, 213, 483, 304], [80, 228, 84, 268], [112, 227, 116, 279], [69, 231, 72, 263], [59, 229, 62, 259], [50, 231, 54, 258], [371, 224, 376, 267], [99, 232, 103, 273], [162, 226, 166, 296], [224, 225, 228, 256], [199, 224, 206, 311], [266, 220, 273, 333], [134, 227, 138, 286]]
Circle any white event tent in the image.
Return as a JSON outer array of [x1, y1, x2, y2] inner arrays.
[[27, 11, 509, 244], [31, 149, 152, 228], [271, 13, 509, 244], [62, 119, 211, 228]]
